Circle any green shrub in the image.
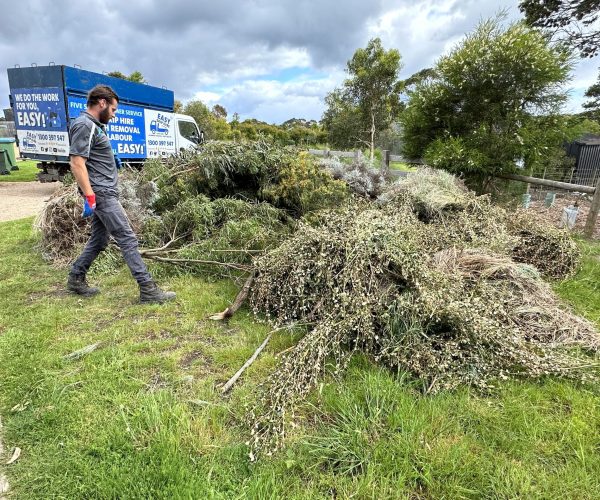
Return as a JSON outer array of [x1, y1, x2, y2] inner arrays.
[[261, 152, 348, 214]]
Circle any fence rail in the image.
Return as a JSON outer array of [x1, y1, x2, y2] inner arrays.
[[499, 173, 596, 195], [500, 172, 600, 238]]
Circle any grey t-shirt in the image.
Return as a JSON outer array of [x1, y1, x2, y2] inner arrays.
[[69, 112, 117, 194]]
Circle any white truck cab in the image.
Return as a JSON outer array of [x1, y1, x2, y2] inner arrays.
[[144, 112, 203, 159], [174, 114, 203, 152]]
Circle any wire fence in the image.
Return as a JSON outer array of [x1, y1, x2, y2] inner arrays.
[[526, 144, 600, 204]]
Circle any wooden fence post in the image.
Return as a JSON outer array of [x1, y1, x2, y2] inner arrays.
[[584, 176, 600, 238], [354, 150, 360, 161], [382, 150, 390, 174]]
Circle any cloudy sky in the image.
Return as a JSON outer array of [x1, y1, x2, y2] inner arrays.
[[1, 0, 598, 124]]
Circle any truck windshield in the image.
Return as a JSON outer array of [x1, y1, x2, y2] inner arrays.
[[178, 120, 200, 144]]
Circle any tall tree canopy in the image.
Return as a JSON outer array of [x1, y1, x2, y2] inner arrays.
[[107, 70, 147, 83], [401, 18, 573, 179], [520, 0, 600, 57], [322, 38, 403, 159], [583, 69, 600, 120]]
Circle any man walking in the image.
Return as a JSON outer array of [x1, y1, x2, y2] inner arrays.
[[67, 84, 175, 304]]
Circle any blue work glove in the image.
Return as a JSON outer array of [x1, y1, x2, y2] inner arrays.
[[114, 153, 123, 170], [82, 194, 96, 218]]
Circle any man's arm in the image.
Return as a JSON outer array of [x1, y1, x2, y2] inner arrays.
[[70, 155, 94, 196]]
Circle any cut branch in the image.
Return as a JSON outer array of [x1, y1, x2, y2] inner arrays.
[[221, 324, 295, 394], [144, 254, 252, 272], [167, 164, 200, 182], [139, 232, 190, 256], [209, 274, 255, 320]]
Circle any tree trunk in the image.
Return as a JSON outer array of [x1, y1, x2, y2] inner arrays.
[[370, 109, 375, 162]]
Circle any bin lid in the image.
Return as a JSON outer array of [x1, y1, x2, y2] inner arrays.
[[0, 137, 16, 143]]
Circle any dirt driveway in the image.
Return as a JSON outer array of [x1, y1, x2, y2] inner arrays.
[[0, 182, 60, 222]]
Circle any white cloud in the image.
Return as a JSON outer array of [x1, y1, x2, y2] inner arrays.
[[199, 72, 346, 123], [564, 59, 598, 113], [192, 91, 221, 105]]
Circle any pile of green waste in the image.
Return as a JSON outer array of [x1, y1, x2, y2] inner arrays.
[[35, 141, 598, 460]]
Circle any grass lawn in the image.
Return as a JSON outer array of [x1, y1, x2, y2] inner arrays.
[[0, 160, 39, 182], [0, 218, 599, 498], [389, 161, 417, 172]]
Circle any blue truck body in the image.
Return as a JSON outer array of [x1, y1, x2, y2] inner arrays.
[[7, 65, 198, 181]]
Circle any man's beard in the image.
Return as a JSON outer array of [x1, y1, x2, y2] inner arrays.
[[99, 107, 111, 124]]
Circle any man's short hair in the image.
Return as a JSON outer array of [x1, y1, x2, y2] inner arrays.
[[87, 85, 119, 107]]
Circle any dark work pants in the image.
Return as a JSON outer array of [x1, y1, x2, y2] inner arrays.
[[70, 193, 152, 284]]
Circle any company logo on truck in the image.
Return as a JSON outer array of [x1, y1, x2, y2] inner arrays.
[[21, 132, 37, 150], [149, 113, 171, 135]]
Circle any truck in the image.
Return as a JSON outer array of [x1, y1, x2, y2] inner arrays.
[[7, 64, 202, 182]]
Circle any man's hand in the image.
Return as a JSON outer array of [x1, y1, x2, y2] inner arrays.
[[82, 194, 96, 218]]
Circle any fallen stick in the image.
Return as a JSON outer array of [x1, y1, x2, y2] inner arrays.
[[144, 255, 251, 272], [209, 274, 255, 321], [275, 345, 295, 358], [221, 324, 305, 394], [63, 343, 101, 361], [221, 324, 297, 394], [6, 447, 21, 465], [222, 332, 273, 394]]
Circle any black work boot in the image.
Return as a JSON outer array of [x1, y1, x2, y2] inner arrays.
[[139, 280, 176, 304], [67, 273, 100, 297]]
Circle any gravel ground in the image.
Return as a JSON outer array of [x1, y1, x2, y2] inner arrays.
[[0, 182, 60, 222], [528, 197, 600, 240]]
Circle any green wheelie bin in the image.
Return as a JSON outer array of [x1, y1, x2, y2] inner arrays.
[[0, 137, 18, 175]]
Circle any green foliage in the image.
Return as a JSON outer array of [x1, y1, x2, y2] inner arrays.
[[424, 136, 487, 174], [401, 18, 573, 177], [127, 71, 145, 84], [230, 119, 325, 146], [322, 38, 404, 155], [180, 100, 325, 145], [144, 196, 292, 275], [147, 139, 281, 201], [135, 140, 345, 275], [148, 139, 347, 215], [583, 69, 600, 120], [180, 101, 232, 140], [375, 123, 404, 155], [182, 100, 230, 140], [321, 89, 363, 149], [261, 152, 348, 213], [400, 67, 438, 92], [145, 195, 215, 245], [520, 0, 600, 57], [212, 104, 227, 120], [40, 139, 338, 269], [107, 70, 146, 83]]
